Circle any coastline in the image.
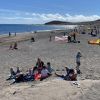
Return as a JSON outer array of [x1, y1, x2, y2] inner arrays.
[[0, 29, 69, 45]]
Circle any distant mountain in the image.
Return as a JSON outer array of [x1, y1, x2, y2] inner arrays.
[[45, 20, 100, 25], [45, 21, 74, 25]]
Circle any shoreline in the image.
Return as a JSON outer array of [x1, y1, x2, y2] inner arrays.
[[0, 24, 77, 36], [0, 29, 66, 37], [0, 29, 70, 45]]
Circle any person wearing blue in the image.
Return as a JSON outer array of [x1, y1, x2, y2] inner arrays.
[[46, 62, 54, 74]]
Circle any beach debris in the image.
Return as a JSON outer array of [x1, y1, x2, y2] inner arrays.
[[70, 81, 80, 88], [12, 91, 17, 95]]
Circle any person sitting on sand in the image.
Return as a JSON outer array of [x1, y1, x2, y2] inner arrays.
[[12, 69, 34, 84], [35, 58, 42, 67], [13, 42, 18, 49], [9, 43, 13, 50], [46, 62, 54, 73], [16, 67, 20, 74], [11, 69, 35, 84], [40, 66, 51, 81], [38, 61, 45, 73], [13, 72, 25, 83], [55, 67, 77, 81], [24, 68, 34, 81], [6, 68, 16, 80], [68, 35, 71, 43], [31, 37, 35, 42], [35, 58, 44, 72], [34, 71, 41, 81], [7, 67, 21, 80]]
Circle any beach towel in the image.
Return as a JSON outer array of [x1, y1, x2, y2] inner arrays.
[[55, 35, 68, 42]]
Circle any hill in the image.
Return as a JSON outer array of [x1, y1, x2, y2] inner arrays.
[[45, 20, 100, 25]]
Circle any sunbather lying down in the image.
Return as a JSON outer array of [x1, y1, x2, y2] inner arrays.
[[55, 67, 77, 81]]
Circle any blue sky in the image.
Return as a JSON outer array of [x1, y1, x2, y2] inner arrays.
[[0, 0, 100, 24]]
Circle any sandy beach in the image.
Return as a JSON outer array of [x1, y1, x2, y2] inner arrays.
[[0, 29, 100, 100]]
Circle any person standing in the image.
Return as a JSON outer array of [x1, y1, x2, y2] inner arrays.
[[15, 32, 16, 36], [49, 35, 52, 41], [76, 52, 82, 74], [46, 62, 53, 73], [68, 35, 71, 43], [9, 32, 11, 37], [73, 32, 76, 42]]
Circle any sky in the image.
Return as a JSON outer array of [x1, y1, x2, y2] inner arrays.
[[0, 0, 100, 24]]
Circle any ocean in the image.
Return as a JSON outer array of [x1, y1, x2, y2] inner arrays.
[[0, 24, 76, 35]]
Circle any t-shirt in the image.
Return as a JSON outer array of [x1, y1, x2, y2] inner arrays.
[[47, 66, 53, 73], [41, 69, 49, 77]]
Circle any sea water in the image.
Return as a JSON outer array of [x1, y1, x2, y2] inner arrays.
[[0, 24, 76, 35]]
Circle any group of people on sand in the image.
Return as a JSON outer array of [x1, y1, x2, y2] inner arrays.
[[7, 52, 82, 84], [7, 58, 54, 84], [67, 32, 78, 43]]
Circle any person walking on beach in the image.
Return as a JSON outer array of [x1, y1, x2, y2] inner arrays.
[[76, 52, 82, 74]]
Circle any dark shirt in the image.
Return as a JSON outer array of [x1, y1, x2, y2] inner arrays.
[[76, 52, 82, 63]]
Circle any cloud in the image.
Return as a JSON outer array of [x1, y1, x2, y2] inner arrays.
[[0, 9, 100, 24], [35, 14, 100, 22]]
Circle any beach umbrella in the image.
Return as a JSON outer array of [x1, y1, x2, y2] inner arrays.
[[88, 39, 100, 45]]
